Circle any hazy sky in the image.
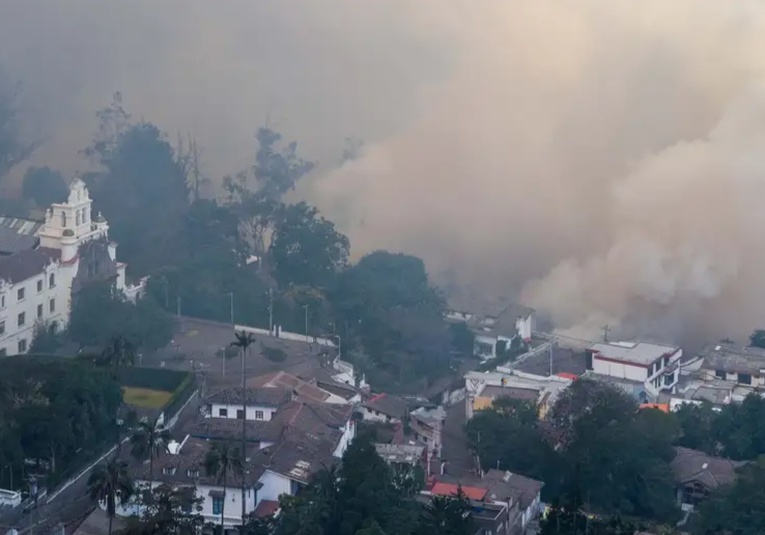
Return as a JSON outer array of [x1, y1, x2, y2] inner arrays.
[[3, 0, 765, 344]]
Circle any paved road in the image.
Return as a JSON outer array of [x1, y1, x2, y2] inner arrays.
[[440, 400, 477, 478]]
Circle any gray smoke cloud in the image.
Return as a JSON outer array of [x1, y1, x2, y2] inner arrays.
[[311, 0, 765, 345], [3, 1, 765, 345]]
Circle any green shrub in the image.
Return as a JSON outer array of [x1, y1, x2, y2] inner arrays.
[[262, 345, 286, 362]]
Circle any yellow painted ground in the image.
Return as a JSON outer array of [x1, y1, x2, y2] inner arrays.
[[122, 387, 173, 409]]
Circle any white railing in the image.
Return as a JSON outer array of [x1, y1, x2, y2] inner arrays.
[[234, 324, 336, 347], [0, 488, 21, 507]]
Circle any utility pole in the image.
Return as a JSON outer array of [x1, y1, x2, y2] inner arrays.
[[549, 339, 554, 377], [602, 325, 610, 343], [268, 288, 274, 334], [229, 292, 235, 329], [302, 304, 309, 341]]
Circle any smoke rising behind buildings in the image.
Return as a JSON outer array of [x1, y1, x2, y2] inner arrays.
[[3, 0, 765, 344]]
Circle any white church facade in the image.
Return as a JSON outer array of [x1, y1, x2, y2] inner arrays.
[[0, 177, 142, 356]]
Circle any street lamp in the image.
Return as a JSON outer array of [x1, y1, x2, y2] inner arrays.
[[331, 334, 341, 360], [302, 304, 309, 340], [28, 474, 39, 535], [221, 292, 234, 378]]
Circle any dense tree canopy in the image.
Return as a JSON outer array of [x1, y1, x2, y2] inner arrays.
[[694, 463, 765, 535], [0, 356, 122, 488], [468, 379, 681, 523], [466, 398, 556, 483], [21, 166, 68, 207], [69, 281, 173, 351], [270, 202, 350, 289], [330, 251, 452, 390], [675, 394, 765, 460], [85, 97, 190, 276]]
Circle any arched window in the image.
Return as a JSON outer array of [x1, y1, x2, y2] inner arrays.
[[49, 273, 55, 288], [75, 210, 81, 226], [84, 208, 89, 223], [61, 211, 66, 228]]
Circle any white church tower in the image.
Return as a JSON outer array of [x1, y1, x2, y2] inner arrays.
[[37, 177, 110, 258]]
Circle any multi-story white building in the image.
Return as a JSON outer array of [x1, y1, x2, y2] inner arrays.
[[587, 341, 682, 396], [0, 177, 140, 356]]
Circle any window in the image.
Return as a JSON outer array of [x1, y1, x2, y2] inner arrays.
[[236, 409, 245, 420], [475, 342, 493, 357], [17, 339, 26, 353], [738, 373, 752, 385], [212, 497, 224, 516], [37, 304, 43, 319], [49, 274, 55, 288], [0, 321, 4, 335], [186, 469, 199, 478], [1, 295, 4, 308], [715, 370, 726, 379], [162, 466, 176, 475], [17, 312, 25, 327], [49, 299, 55, 313], [255, 410, 265, 420], [664, 373, 674, 386], [36, 280, 42, 293], [218, 408, 228, 417], [17, 288, 24, 301]]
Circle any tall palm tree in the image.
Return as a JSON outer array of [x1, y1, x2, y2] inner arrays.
[[230, 330, 255, 526], [101, 334, 136, 373], [129, 418, 170, 501], [205, 441, 244, 533], [87, 458, 135, 535]]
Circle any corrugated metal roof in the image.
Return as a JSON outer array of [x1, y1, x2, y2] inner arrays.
[[0, 215, 43, 254]]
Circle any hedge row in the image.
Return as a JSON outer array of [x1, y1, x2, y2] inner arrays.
[[119, 366, 190, 392]]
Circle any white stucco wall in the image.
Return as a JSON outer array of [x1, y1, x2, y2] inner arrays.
[[701, 368, 765, 388], [0, 266, 68, 356], [208, 403, 277, 421], [333, 419, 356, 458], [116, 481, 258, 527], [361, 407, 400, 424], [516, 315, 534, 342], [592, 358, 648, 382], [474, 334, 497, 359], [257, 471, 293, 503], [593, 348, 682, 393]]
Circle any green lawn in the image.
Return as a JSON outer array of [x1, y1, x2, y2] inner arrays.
[[122, 386, 173, 409]]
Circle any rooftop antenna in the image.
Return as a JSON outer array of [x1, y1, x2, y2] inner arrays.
[[602, 325, 610, 343]]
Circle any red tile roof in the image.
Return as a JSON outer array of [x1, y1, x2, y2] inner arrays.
[[430, 482, 487, 501], [556, 372, 579, 381], [639, 403, 670, 414], [253, 499, 280, 518]]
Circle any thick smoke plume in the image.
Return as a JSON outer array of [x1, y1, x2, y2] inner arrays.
[[3, 1, 765, 344], [312, 0, 765, 345]]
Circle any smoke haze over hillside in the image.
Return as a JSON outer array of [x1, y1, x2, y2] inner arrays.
[[3, 1, 765, 344]]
